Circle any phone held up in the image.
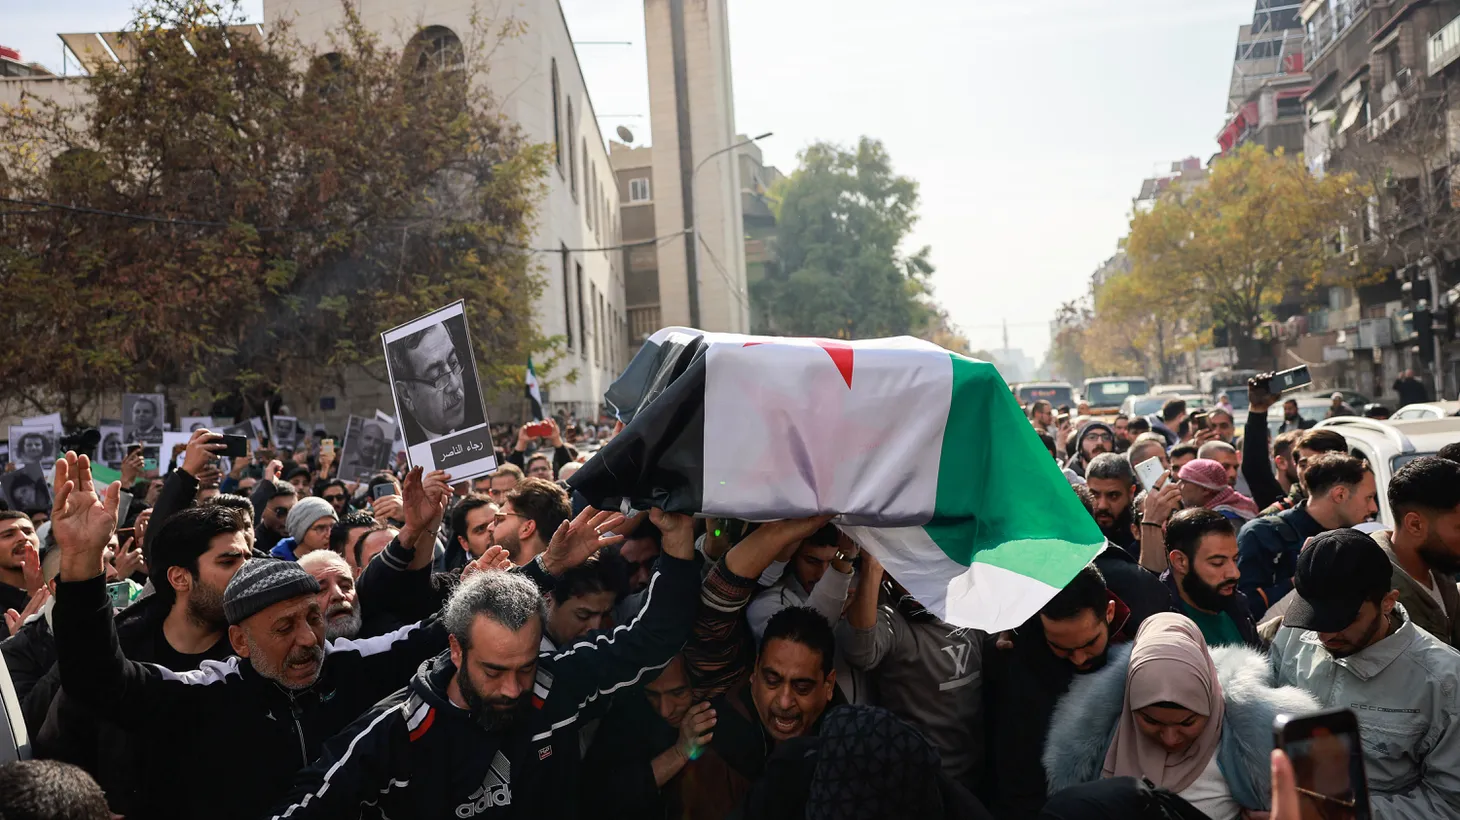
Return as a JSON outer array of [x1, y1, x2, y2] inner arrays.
[[1250, 365, 1315, 397], [1134, 456, 1166, 493], [1273, 708, 1371, 820], [372, 482, 397, 501], [216, 434, 250, 459]]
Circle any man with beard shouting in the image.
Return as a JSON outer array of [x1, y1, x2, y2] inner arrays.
[[1160, 507, 1260, 648], [265, 508, 701, 819], [1372, 456, 1460, 649], [49, 454, 459, 820]]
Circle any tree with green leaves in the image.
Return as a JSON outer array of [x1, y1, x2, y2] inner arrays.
[[0, 0, 555, 424], [752, 137, 937, 339]]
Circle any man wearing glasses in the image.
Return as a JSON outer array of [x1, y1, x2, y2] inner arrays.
[[388, 323, 482, 443], [489, 477, 571, 566], [1064, 421, 1117, 480]]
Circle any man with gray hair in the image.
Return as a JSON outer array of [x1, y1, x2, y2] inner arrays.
[[267, 509, 703, 819], [1125, 433, 1168, 474], [1084, 452, 1139, 558]]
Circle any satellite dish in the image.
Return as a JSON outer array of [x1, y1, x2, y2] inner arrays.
[[616, 125, 635, 143]]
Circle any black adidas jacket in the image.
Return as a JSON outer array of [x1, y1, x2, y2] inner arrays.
[[265, 553, 701, 819], [51, 570, 448, 820]]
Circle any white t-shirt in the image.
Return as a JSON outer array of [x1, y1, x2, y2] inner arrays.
[[1177, 755, 1240, 820], [1421, 574, 1448, 616]]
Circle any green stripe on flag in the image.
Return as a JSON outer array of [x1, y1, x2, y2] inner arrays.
[[923, 354, 1103, 585], [91, 463, 122, 485]]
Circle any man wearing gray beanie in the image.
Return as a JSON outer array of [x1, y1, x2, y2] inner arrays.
[[269, 496, 338, 561], [50, 456, 459, 820]]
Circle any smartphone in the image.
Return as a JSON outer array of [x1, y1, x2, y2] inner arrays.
[[1191, 411, 1210, 431], [1273, 365, 1314, 394], [372, 483, 397, 500], [106, 580, 134, 610], [1273, 708, 1371, 820], [1135, 456, 1165, 493], [215, 434, 249, 458], [524, 420, 554, 438], [321, 439, 335, 458]]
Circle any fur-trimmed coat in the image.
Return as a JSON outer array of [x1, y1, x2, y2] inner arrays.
[[1042, 642, 1319, 810]]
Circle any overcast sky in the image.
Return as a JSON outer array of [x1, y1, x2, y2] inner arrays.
[[10, 0, 1256, 362]]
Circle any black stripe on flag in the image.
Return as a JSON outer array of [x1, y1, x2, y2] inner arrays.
[[568, 336, 709, 515]]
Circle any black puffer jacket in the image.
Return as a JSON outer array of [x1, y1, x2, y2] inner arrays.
[[51, 571, 448, 820]]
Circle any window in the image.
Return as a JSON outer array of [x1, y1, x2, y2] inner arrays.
[[567, 100, 577, 201], [406, 26, 464, 75], [576, 263, 587, 359], [550, 60, 562, 171], [590, 283, 600, 365], [561, 245, 573, 350], [629, 177, 650, 202], [587, 163, 596, 231]]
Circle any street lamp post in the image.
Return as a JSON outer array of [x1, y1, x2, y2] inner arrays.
[[685, 131, 772, 328]]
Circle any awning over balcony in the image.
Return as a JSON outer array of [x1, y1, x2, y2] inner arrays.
[[1218, 102, 1259, 153]]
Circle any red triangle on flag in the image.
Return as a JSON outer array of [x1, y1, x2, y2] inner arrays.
[[742, 339, 854, 388]]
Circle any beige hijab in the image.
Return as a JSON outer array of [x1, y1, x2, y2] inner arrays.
[[1101, 612, 1225, 793]]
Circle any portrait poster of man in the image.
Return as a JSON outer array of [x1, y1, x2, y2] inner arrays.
[[122, 393, 166, 456], [376, 410, 408, 469], [1, 463, 51, 514], [97, 426, 126, 469], [181, 416, 217, 433], [272, 416, 299, 449], [8, 426, 56, 470], [381, 300, 495, 481], [338, 415, 398, 483], [221, 421, 258, 448]]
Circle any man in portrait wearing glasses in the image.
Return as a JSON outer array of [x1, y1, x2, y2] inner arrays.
[[488, 477, 571, 566], [387, 321, 484, 445]]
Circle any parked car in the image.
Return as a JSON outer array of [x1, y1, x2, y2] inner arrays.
[[1390, 401, 1460, 421], [1082, 377, 1150, 413], [1120, 393, 1209, 419], [1265, 398, 1331, 438], [1290, 389, 1372, 409], [1152, 383, 1197, 395], [1015, 382, 1075, 408], [1311, 417, 1460, 527]]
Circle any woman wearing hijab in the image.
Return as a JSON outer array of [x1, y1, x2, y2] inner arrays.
[[1042, 613, 1317, 818]]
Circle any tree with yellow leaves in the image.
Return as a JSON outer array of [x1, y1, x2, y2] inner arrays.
[[1123, 144, 1362, 367]]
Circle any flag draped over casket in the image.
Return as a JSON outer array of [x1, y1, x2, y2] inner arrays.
[[570, 327, 1104, 631]]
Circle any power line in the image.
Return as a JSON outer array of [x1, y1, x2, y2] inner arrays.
[[0, 195, 687, 254]]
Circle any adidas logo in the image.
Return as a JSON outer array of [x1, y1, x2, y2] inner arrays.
[[454, 751, 512, 816]]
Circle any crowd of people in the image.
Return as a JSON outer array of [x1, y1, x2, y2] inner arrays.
[[0, 369, 1454, 819]]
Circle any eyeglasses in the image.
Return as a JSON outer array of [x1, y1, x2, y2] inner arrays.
[[493, 512, 521, 525], [323, 494, 346, 503], [1087, 432, 1114, 442], [398, 355, 463, 391], [271, 506, 292, 518]]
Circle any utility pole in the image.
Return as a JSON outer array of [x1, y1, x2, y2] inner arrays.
[[1427, 258, 1446, 399], [1002, 318, 1009, 353]]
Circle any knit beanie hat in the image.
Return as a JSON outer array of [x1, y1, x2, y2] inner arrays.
[[286, 497, 338, 544], [223, 558, 321, 625]]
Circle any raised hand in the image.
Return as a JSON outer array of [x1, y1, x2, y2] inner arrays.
[[120, 448, 145, 488], [649, 509, 695, 560], [5, 587, 49, 635], [542, 506, 630, 574], [461, 545, 514, 582], [182, 429, 227, 478], [113, 535, 147, 579], [19, 540, 42, 597], [263, 459, 284, 482], [676, 702, 716, 760], [52, 452, 122, 582]]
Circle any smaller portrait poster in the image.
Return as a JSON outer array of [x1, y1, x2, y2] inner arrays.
[[272, 416, 300, 450], [8, 426, 57, 470], [181, 416, 217, 433], [96, 425, 126, 469], [380, 300, 496, 481], [1, 463, 51, 514], [338, 415, 398, 483], [122, 393, 167, 458]]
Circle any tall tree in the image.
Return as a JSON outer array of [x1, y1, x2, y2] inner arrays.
[[1123, 144, 1361, 367], [0, 0, 553, 423], [752, 138, 936, 339]]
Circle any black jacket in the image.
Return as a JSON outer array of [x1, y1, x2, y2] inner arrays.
[[0, 613, 53, 715], [51, 571, 448, 820], [1236, 502, 1324, 618], [144, 468, 199, 564], [265, 553, 701, 819], [35, 591, 234, 818], [0, 581, 30, 640], [1241, 408, 1286, 511]]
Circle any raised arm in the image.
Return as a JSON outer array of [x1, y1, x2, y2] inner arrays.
[[683, 517, 831, 698], [1242, 382, 1284, 510], [51, 452, 198, 729], [546, 509, 700, 710], [843, 551, 895, 670]]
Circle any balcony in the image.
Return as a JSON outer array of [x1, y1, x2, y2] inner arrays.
[[1430, 13, 1460, 76], [627, 304, 662, 344], [1305, 0, 1372, 62]]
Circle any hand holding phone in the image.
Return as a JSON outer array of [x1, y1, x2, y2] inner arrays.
[[1273, 708, 1371, 819], [1135, 456, 1165, 493]]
